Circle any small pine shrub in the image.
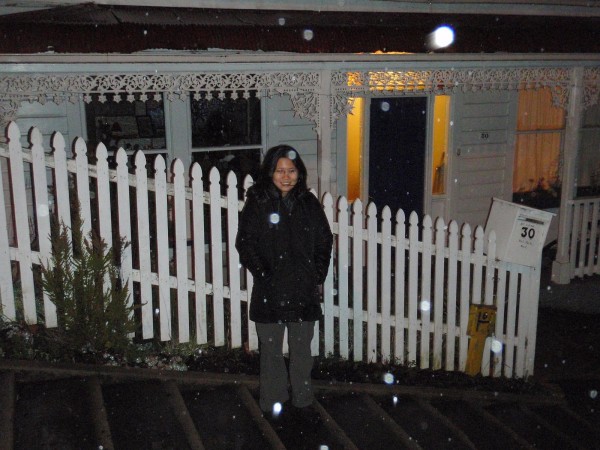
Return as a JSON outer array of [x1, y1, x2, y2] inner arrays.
[[41, 212, 138, 355]]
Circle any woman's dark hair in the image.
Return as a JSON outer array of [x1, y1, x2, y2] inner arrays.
[[255, 144, 308, 196]]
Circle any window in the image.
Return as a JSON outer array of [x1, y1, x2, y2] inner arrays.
[[346, 97, 363, 202], [577, 103, 600, 197], [86, 93, 166, 152], [432, 95, 450, 195], [84, 93, 167, 174], [190, 90, 262, 185], [512, 88, 565, 209]]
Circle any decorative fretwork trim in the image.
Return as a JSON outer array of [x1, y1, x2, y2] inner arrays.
[[0, 71, 322, 125], [584, 67, 600, 109], [1, 67, 599, 129], [0, 101, 20, 143], [330, 67, 583, 123]]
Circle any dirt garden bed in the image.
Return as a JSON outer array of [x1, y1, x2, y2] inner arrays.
[[5, 306, 598, 394]]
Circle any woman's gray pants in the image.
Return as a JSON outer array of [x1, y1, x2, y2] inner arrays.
[[255, 321, 315, 413]]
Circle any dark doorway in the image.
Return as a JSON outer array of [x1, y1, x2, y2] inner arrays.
[[369, 97, 427, 218]]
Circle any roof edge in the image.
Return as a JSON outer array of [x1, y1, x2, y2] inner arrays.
[[1, 51, 600, 66], [2, 1, 600, 18]]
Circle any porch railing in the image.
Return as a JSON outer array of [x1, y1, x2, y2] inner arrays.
[[0, 122, 541, 378], [567, 197, 600, 278]]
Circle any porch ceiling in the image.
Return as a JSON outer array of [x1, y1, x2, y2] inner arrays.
[[0, 3, 599, 54]]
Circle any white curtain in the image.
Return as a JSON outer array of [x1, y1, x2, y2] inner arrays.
[[513, 88, 565, 193]]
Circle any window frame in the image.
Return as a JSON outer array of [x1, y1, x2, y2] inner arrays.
[[512, 88, 566, 209], [189, 89, 266, 186]]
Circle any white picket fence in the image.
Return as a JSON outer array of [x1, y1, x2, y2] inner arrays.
[[0, 122, 542, 378], [567, 197, 600, 278]]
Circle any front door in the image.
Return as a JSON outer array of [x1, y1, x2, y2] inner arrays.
[[368, 97, 427, 218]]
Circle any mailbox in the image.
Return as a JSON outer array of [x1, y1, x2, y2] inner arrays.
[[484, 198, 555, 267]]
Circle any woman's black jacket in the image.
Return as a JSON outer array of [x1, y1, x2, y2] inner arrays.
[[235, 184, 333, 323]]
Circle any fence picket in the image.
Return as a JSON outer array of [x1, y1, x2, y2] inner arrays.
[[366, 202, 378, 362], [515, 266, 531, 377], [394, 209, 406, 363], [173, 160, 190, 342], [95, 144, 113, 300], [74, 137, 92, 238], [472, 227, 484, 305], [95, 144, 113, 250], [323, 193, 335, 356], [154, 155, 171, 341], [380, 206, 392, 362], [115, 149, 134, 321], [51, 131, 72, 245], [242, 175, 258, 351], [420, 215, 432, 369], [408, 212, 419, 364], [493, 265, 507, 377], [191, 164, 208, 344], [227, 171, 242, 349], [352, 199, 364, 362], [8, 123, 36, 323], [337, 196, 349, 359], [0, 142, 15, 320], [588, 201, 599, 276], [433, 217, 445, 370], [569, 202, 581, 277], [135, 151, 154, 339], [577, 202, 590, 278], [458, 224, 472, 371], [504, 269, 519, 378], [30, 127, 56, 327], [209, 167, 225, 346], [484, 232, 496, 306], [481, 231, 497, 376], [445, 221, 458, 371], [524, 263, 542, 376]]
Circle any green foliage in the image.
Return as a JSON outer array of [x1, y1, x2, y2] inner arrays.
[[41, 212, 138, 354]]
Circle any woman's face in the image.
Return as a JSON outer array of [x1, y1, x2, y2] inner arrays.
[[272, 157, 298, 197]]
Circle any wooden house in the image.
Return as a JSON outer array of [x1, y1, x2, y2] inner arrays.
[[1, 0, 599, 283]]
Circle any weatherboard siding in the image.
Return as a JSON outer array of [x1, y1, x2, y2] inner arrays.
[[451, 90, 518, 227], [265, 94, 338, 195]]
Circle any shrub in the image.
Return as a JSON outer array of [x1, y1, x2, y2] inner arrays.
[[41, 212, 138, 355]]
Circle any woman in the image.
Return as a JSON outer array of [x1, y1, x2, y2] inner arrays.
[[236, 144, 333, 414]]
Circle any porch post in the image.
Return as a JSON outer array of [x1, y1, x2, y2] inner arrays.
[[165, 96, 192, 171], [552, 67, 584, 284], [317, 69, 332, 196]]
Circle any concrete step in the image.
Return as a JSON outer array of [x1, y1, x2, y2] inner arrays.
[[1, 362, 599, 449]]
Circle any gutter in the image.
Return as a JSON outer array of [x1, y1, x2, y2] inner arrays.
[[1, 52, 600, 67]]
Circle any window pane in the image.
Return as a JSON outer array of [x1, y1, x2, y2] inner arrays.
[[517, 88, 565, 131], [193, 148, 261, 194], [512, 132, 561, 208], [583, 103, 600, 128], [575, 101, 600, 197], [346, 97, 363, 202], [85, 93, 166, 155], [432, 95, 450, 195], [191, 91, 261, 148], [513, 88, 565, 208], [578, 128, 600, 197]]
